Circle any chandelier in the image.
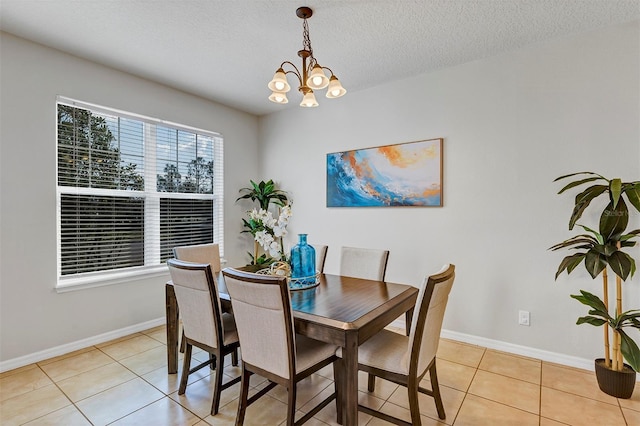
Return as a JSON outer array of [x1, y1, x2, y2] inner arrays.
[[268, 6, 346, 107]]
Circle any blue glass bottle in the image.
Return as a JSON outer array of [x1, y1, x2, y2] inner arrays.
[[290, 234, 316, 285]]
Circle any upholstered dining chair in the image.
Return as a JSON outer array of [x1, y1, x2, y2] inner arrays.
[[173, 243, 222, 272], [222, 268, 341, 426], [338, 264, 456, 426], [311, 244, 328, 273], [173, 243, 238, 365], [167, 259, 242, 416], [339, 246, 389, 281]]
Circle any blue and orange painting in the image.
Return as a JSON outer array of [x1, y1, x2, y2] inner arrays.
[[326, 139, 443, 207]]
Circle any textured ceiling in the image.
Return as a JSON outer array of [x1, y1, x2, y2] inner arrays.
[[1, 0, 639, 116]]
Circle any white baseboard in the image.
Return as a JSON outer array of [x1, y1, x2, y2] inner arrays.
[[0, 317, 166, 373], [389, 319, 640, 382]]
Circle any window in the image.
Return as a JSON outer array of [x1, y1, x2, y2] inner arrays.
[[56, 97, 223, 288]]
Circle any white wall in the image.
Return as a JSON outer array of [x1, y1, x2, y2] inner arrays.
[[259, 21, 640, 363], [0, 33, 259, 363]]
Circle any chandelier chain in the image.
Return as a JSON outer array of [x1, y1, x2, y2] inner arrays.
[[302, 18, 314, 60]]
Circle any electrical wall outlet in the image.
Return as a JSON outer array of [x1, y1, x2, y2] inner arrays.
[[519, 310, 530, 326]]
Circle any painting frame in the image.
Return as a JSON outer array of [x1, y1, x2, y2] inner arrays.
[[326, 138, 443, 207]]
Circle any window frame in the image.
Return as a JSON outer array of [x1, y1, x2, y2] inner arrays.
[[55, 96, 224, 292]]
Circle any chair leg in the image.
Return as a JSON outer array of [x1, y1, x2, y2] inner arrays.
[[179, 329, 186, 353], [367, 373, 376, 392], [210, 353, 216, 370], [286, 382, 296, 426], [407, 377, 422, 426], [429, 362, 446, 420], [232, 347, 239, 366], [334, 359, 343, 425], [178, 343, 192, 395], [211, 350, 224, 415], [236, 368, 251, 426]]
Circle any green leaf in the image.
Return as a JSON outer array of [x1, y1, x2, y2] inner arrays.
[[557, 177, 604, 194], [549, 235, 597, 251], [624, 182, 640, 213], [619, 330, 640, 372], [569, 185, 608, 229], [571, 290, 610, 317], [576, 316, 607, 326], [599, 199, 629, 241], [554, 172, 605, 182], [610, 178, 622, 208], [554, 254, 586, 279], [608, 251, 635, 281], [576, 224, 604, 244], [584, 250, 607, 279]]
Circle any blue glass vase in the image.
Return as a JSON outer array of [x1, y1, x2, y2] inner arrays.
[[290, 234, 316, 285]]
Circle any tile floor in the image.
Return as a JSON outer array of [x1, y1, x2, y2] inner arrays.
[[1, 325, 639, 425]]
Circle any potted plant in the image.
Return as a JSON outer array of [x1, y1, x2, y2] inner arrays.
[[550, 172, 640, 398], [236, 179, 291, 265]]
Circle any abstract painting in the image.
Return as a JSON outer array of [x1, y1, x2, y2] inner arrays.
[[326, 138, 443, 207]]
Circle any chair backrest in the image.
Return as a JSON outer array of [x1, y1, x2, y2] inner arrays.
[[340, 246, 389, 281], [167, 259, 225, 349], [405, 264, 455, 376], [312, 244, 328, 273], [222, 268, 295, 380], [173, 243, 222, 272]]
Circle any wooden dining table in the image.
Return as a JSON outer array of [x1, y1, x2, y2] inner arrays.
[[165, 269, 418, 426]]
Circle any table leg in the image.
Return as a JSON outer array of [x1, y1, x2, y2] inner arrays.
[[405, 307, 414, 336], [165, 283, 179, 374], [343, 331, 359, 426]]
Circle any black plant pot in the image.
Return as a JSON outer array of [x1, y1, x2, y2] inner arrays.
[[594, 358, 636, 399]]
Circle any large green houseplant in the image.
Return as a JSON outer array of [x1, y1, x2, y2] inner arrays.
[[236, 179, 291, 265], [550, 172, 640, 398]]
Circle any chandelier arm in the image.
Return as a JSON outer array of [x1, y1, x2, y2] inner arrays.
[[280, 61, 304, 86]]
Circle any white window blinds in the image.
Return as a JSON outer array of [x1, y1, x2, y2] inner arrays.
[[56, 97, 224, 283]]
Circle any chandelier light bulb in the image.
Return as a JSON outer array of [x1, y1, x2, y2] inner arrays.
[[269, 91, 289, 104], [325, 76, 346, 98], [300, 91, 318, 107], [307, 65, 330, 89], [268, 68, 291, 93]]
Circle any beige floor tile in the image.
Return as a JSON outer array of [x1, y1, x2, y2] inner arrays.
[[367, 401, 446, 425], [142, 324, 167, 335], [76, 377, 164, 426], [455, 394, 539, 426], [56, 362, 136, 402], [95, 333, 143, 348], [169, 374, 243, 418], [387, 384, 465, 425], [0, 384, 71, 426], [468, 369, 540, 414], [119, 346, 172, 376], [144, 328, 169, 344], [618, 382, 640, 411], [479, 349, 541, 384], [38, 349, 113, 382], [315, 364, 335, 381], [539, 418, 567, 425], [207, 393, 288, 426], [303, 386, 382, 426], [110, 396, 200, 425], [36, 347, 95, 366], [540, 386, 626, 425], [0, 363, 38, 379], [623, 407, 640, 425], [99, 334, 163, 360], [268, 373, 333, 409], [437, 340, 485, 368], [422, 358, 477, 392], [22, 404, 91, 425], [358, 371, 400, 400], [0, 366, 52, 402], [541, 362, 618, 405], [141, 357, 214, 395], [283, 415, 330, 426]]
